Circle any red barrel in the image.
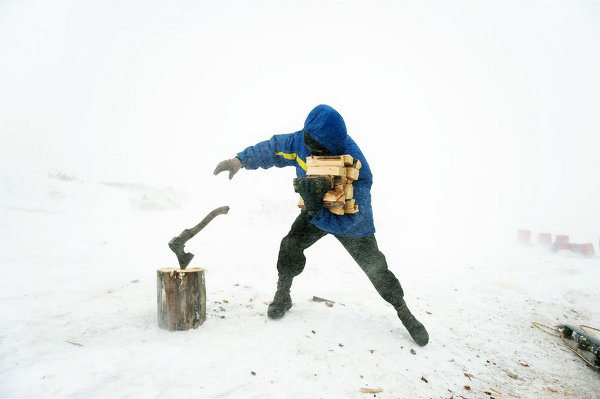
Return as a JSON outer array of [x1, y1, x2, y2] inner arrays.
[[537, 233, 552, 247], [517, 229, 531, 245]]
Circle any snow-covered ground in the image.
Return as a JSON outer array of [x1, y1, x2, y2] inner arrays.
[[0, 171, 598, 399], [2, 2, 600, 398]]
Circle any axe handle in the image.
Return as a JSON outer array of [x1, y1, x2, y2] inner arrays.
[[177, 206, 230, 243]]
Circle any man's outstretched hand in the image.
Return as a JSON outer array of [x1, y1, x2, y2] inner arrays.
[[214, 157, 242, 180], [293, 177, 332, 213]]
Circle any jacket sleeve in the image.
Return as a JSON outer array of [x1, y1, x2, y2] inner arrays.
[[236, 133, 299, 170]]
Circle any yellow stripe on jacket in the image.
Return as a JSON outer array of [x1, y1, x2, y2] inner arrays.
[[275, 152, 307, 171]]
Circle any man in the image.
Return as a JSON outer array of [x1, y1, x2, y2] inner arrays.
[[214, 104, 429, 346]]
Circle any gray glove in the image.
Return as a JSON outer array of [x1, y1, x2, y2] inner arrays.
[[293, 176, 332, 214], [214, 157, 242, 180]]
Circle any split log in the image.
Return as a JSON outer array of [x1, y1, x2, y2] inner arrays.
[[344, 199, 359, 214], [345, 167, 359, 181], [323, 191, 339, 202], [157, 267, 206, 331], [324, 201, 345, 209], [307, 155, 345, 167], [344, 183, 354, 199], [324, 191, 345, 208], [306, 166, 346, 177], [306, 155, 360, 169]]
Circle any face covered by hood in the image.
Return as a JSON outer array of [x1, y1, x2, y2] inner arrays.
[[303, 105, 348, 155]]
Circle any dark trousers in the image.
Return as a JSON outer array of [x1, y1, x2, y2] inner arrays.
[[277, 211, 405, 307]]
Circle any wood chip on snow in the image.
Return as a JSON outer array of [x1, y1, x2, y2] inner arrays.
[[507, 371, 524, 381], [360, 388, 383, 393]]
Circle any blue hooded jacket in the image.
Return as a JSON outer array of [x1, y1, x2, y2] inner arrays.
[[236, 105, 375, 238]]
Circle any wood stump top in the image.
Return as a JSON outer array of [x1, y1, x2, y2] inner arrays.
[[157, 267, 205, 273]]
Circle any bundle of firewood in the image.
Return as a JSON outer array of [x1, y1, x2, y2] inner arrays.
[[298, 155, 361, 215]]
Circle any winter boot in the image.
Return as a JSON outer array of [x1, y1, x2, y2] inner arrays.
[[395, 299, 429, 346], [267, 276, 293, 319]]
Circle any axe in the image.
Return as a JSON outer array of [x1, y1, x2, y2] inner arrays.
[[168, 205, 230, 269]]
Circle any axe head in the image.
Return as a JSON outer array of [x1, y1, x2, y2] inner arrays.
[[168, 236, 194, 269]]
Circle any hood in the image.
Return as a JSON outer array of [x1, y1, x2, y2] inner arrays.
[[303, 105, 348, 154]]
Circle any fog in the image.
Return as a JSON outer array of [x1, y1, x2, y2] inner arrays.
[[1, 4, 599, 396], [1, 1, 599, 250]]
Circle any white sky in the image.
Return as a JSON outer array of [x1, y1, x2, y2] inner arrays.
[[1, 1, 599, 243]]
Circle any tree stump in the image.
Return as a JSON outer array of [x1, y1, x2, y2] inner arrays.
[[157, 267, 206, 331]]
